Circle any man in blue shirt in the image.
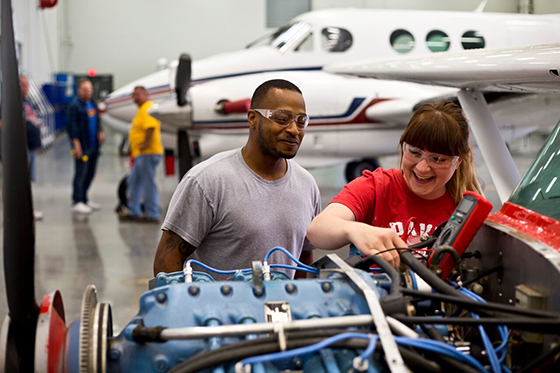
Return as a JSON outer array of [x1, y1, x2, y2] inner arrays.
[[67, 79, 105, 214]]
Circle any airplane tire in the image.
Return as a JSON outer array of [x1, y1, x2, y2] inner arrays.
[[345, 158, 381, 182]]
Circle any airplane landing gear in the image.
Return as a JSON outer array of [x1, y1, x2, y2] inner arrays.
[[345, 158, 380, 181]]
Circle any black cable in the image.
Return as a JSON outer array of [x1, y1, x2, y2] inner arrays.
[[517, 342, 560, 373], [400, 251, 473, 301], [354, 255, 402, 295], [403, 288, 560, 320], [393, 315, 560, 334], [168, 330, 445, 373], [459, 265, 503, 288]]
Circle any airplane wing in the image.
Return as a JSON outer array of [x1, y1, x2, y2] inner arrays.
[[324, 43, 560, 94], [324, 42, 560, 203]]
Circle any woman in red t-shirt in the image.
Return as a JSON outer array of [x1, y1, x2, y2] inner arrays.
[[307, 101, 482, 268]]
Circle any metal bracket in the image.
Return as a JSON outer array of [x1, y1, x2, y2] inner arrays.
[[327, 254, 408, 373]]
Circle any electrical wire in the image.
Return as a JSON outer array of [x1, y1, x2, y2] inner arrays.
[[240, 332, 378, 368], [269, 264, 319, 274], [168, 329, 444, 373], [401, 289, 560, 319], [264, 246, 317, 271]]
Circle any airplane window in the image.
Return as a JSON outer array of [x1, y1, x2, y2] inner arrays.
[[295, 33, 313, 52], [426, 30, 450, 52], [321, 27, 352, 52], [270, 21, 311, 50], [390, 29, 415, 54], [509, 120, 560, 220], [461, 30, 485, 50]]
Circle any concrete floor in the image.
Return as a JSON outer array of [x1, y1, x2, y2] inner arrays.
[[0, 128, 547, 333]]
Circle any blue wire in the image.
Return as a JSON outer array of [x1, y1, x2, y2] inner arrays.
[[269, 264, 319, 274], [452, 283, 507, 373], [241, 333, 376, 367], [241, 332, 486, 373], [186, 260, 320, 276], [186, 260, 252, 275], [264, 246, 317, 271]]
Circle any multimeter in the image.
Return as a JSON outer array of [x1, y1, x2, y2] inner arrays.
[[429, 191, 493, 279]]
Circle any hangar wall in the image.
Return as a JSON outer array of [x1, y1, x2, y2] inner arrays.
[[9, 0, 59, 83], [7, 0, 560, 89]]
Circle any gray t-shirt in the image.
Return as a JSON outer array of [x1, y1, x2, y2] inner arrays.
[[162, 148, 321, 280]]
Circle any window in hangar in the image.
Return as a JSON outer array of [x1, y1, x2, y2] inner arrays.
[[321, 27, 353, 52], [462, 30, 486, 49], [426, 30, 450, 52], [390, 29, 415, 53]]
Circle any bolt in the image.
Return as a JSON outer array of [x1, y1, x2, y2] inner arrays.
[[156, 292, 167, 304], [321, 282, 332, 293], [154, 357, 168, 372], [281, 303, 289, 311], [221, 285, 232, 296], [285, 283, 297, 294], [188, 286, 200, 296], [109, 348, 121, 361], [253, 286, 265, 297]]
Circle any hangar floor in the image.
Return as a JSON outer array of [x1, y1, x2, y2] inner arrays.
[[0, 128, 547, 333]]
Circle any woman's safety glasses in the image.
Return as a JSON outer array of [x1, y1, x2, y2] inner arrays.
[[403, 143, 460, 169], [253, 109, 309, 130]]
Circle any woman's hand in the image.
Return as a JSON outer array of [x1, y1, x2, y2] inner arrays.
[[349, 225, 406, 268]]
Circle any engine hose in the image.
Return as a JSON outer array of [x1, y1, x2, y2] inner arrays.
[[400, 251, 473, 301], [169, 336, 444, 373], [430, 245, 461, 267], [354, 255, 402, 296], [403, 289, 560, 320], [393, 315, 560, 334]]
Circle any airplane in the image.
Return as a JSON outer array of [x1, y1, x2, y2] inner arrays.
[[4, 0, 560, 367], [103, 6, 560, 186]]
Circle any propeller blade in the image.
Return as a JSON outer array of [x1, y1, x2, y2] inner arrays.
[[175, 53, 192, 107], [1, 0, 40, 370], [177, 130, 194, 179]]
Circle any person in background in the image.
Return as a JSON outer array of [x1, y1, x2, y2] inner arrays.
[[307, 100, 482, 268], [119, 86, 163, 223], [68, 78, 105, 214], [21, 75, 44, 220], [153, 79, 321, 280]]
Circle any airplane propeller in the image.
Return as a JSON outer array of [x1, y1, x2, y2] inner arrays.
[[175, 53, 194, 178], [1, 0, 40, 370]]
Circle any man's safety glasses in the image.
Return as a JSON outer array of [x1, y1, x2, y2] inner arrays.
[[403, 143, 460, 169], [252, 109, 309, 130]]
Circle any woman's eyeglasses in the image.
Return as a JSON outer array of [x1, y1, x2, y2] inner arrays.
[[403, 143, 460, 169]]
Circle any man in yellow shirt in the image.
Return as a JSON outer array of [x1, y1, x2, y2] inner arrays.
[[120, 86, 163, 222]]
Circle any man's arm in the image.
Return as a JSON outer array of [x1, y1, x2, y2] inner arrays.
[[154, 230, 197, 276], [139, 128, 154, 150]]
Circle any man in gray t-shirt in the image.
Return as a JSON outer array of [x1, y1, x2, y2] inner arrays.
[[154, 79, 321, 280]]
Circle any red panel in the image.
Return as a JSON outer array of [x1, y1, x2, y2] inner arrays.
[[487, 202, 560, 250]]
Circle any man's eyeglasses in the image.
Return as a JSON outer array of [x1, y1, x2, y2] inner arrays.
[[403, 143, 460, 169], [252, 109, 309, 130]]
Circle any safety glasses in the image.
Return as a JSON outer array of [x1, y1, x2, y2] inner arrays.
[[403, 143, 460, 169], [252, 109, 309, 130]]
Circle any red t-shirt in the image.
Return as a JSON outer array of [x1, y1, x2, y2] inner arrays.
[[331, 168, 456, 245]]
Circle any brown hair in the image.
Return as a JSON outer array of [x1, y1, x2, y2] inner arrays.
[[399, 100, 482, 204], [77, 78, 91, 89]]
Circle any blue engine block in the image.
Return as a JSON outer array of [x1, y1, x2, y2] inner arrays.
[[103, 265, 392, 372]]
